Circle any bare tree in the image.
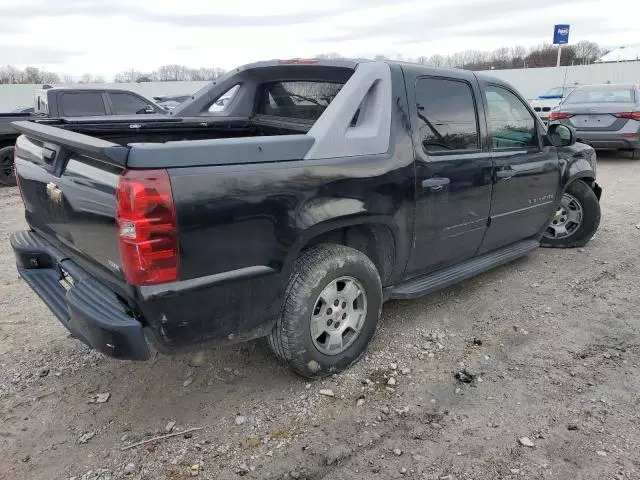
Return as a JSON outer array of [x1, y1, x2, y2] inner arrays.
[[315, 52, 343, 59], [428, 54, 445, 67], [574, 40, 600, 65], [114, 69, 142, 83], [154, 65, 190, 82], [187, 67, 224, 81]]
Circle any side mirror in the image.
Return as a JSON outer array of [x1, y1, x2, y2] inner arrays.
[[546, 123, 576, 148]]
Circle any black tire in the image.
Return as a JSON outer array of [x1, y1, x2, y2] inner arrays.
[[541, 180, 601, 248], [0, 146, 16, 187], [267, 244, 382, 378], [632, 149, 640, 160]]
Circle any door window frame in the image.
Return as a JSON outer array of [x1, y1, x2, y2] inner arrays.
[[413, 75, 483, 158], [484, 83, 543, 152]]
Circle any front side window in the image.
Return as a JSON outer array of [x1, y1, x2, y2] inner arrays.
[[257, 81, 344, 121], [110, 93, 151, 115], [414, 77, 480, 153], [485, 86, 537, 149], [59, 92, 106, 117]]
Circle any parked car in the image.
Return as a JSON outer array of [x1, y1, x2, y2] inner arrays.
[[529, 85, 578, 124], [11, 106, 34, 113], [10, 59, 601, 377], [0, 87, 164, 186], [549, 83, 640, 158]]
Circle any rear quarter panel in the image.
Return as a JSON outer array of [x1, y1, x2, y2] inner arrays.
[[153, 65, 416, 349]]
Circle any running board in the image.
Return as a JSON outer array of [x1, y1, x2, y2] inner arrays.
[[389, 240, 539, 300]]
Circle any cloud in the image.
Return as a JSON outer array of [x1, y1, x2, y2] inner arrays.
[[0, 45, 84, 65], [309, 0, 627, 45], [0, 0, 408, 27]]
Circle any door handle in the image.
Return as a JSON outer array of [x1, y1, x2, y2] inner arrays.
[[496, 168, 515, 180], [422, 177, 450, 191]]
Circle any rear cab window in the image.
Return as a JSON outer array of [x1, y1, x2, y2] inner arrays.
[[257, 81, 344, 122], [59, 92, 107, 116]]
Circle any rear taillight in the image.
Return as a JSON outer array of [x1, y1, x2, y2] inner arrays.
[[614, 112, 640, 120], [116, 169, 179, 286], [549, 111, 574, 121]]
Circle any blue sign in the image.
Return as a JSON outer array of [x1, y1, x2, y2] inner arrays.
[[553, 24, 570, 45]]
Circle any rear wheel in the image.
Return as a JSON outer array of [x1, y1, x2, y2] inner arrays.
[[0, 146, 16, 187], [541, 180, 600, 248], [267, 244, 382, 378]]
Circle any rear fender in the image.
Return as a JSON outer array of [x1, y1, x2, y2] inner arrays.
[[284, 211, 399, 279]]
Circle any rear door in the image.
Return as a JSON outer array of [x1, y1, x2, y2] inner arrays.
[[477, 82, 560, 253], [405, 71, 493, 275]]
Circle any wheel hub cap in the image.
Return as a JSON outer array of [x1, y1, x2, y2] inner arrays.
[[544, 192, 583, 240], [310, 276, 367, 356]]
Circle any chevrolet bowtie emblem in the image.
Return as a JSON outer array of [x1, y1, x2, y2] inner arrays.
[[46, 182, 63, 203]]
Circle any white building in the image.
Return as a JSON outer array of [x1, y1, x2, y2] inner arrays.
[[598, 45, 640, 63]]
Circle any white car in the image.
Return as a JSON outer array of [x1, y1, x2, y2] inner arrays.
[[530, 86, 578, 124]]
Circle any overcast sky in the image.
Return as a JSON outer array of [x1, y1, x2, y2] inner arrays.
[[0, 0, 637, 79]]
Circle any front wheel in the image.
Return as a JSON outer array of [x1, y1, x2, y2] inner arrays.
[[267, 244, 382, 378], [541, 180, 601, 248], [0, 146, 17, 187]]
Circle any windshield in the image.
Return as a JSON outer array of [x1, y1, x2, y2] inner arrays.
[[564, 86, 635, 104], [543, 87, 563, 97], [540, 86, 576, 98]]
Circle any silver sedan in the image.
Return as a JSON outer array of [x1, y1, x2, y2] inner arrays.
[[549, 84, 640, 158]]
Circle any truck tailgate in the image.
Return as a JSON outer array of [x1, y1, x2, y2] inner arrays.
[[12, 121, 129, 285]]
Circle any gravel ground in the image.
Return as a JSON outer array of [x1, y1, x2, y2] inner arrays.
[[1, 155, 639, 480]]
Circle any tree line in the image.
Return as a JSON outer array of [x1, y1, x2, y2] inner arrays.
[[318, 40, 608, 70], [0, 64, 227, 84], [0, 41, 610, 85]]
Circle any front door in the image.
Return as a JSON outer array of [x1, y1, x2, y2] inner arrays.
[[478, 83, 561, 253], [405, 73, 493, 276]]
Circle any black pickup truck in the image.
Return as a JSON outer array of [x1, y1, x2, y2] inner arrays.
[[9, 59, 601, 377], [0, 87, 163, 186]]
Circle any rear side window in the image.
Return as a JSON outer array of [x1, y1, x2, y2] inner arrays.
[[109, 93, 151, 115], [208, 84, 240, 112], [257, 81, 344, 121], [59, 92, 106, 116], [414, 77, 480, 153]]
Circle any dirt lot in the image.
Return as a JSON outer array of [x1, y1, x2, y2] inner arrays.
[[1, 155, 639, 480]]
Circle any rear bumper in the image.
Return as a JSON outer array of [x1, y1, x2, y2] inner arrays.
[[574, 131, 640, 150], [10, 230, 150, 360]]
